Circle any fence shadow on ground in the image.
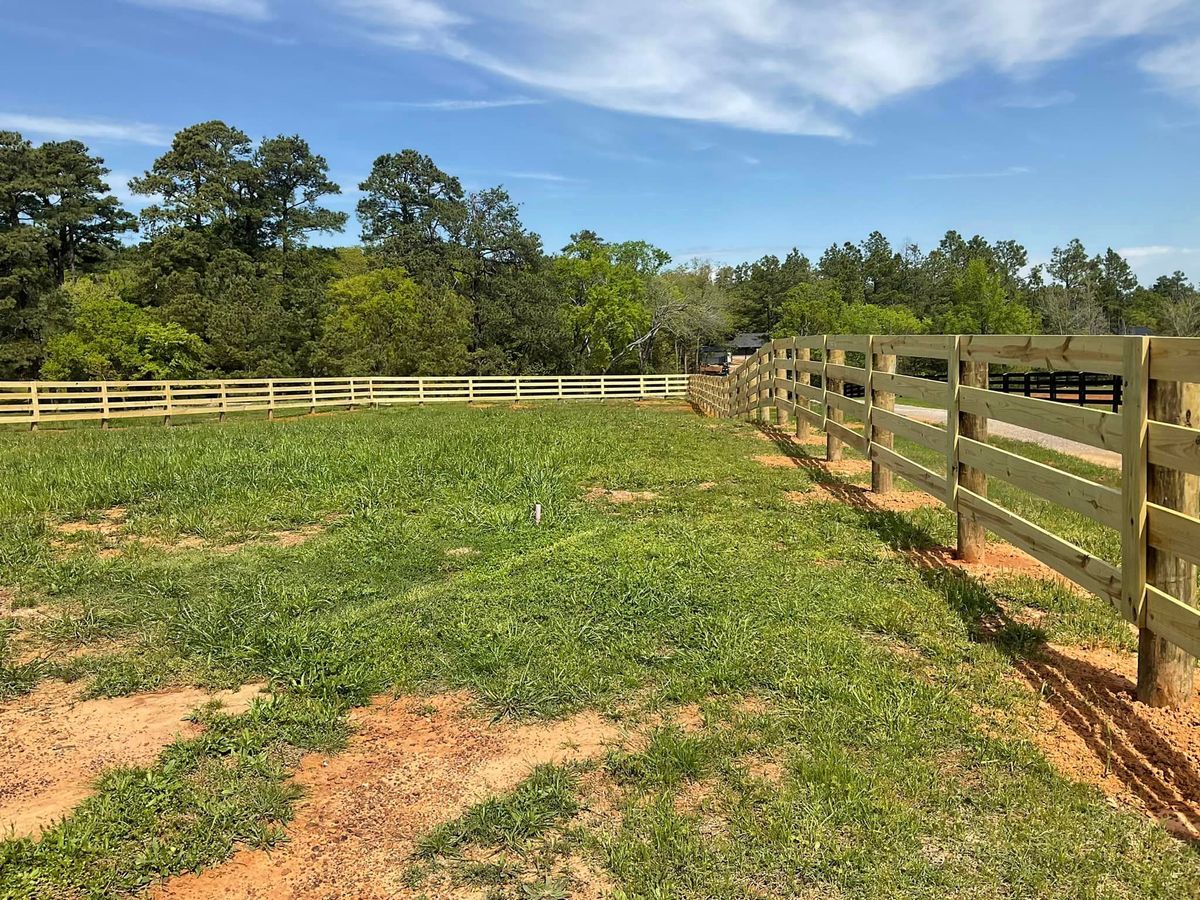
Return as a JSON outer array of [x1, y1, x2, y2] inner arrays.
[[758, 422, 1200, 842]]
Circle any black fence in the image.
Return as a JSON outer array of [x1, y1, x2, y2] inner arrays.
[[841, 370, 1123, 412]]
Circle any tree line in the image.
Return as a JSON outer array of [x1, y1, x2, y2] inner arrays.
[[2, 121, 1197, 381]]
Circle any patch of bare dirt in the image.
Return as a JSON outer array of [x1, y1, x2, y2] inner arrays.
[[53, 505, 127, 537], [786, 485, 942, 512], [583, 487, 659, 504], [51, 512, 330, 559], [0, 681, 267, 837], [153, 694, 622, 899], [753, 454, 798, 469], [697, 481, 718, 491], [1011, 643, 1200, 840], [902, 542, 1081, 591], [443, 547, 478, 558], [743, 755, 784, 784]]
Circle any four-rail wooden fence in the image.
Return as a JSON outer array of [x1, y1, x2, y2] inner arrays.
[[689, 334, 1200, 707], [6, 343, 1198, 707], [0, 374, 689, 428]]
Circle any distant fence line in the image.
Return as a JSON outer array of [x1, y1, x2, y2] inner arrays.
[[687, 333, 1200, 708], [0, 374, 689, 427]]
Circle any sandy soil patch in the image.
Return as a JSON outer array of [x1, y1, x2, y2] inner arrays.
[[153, 693, 621, 899], [902, 542, 1081, 591], [787, 485, 942, 513], [1011, 643, 1200, 840], [754, 453, 872, 478], [697, 481, 718, 491], [51, 509, 330, 559], [584, 487, 659, 504], [0, 681, 267, 837], [443, 547, 478, 558]]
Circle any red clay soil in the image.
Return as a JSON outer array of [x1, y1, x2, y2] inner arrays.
[[904, 542, 1081, 590], [153, 693, 621, 900], [787, 486, 942, 513], [0, 681, 267, 837], [753, 453, 872, 477], [1012, 643, 1200, 840]]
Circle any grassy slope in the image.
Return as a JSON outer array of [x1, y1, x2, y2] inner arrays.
[[0, 402, 1194, 898]]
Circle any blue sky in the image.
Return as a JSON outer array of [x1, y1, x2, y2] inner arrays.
[[3, 0, 1200, 283]]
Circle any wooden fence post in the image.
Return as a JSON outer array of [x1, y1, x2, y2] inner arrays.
[[956, 348, 989, 563], [826, 346, 845, 462], [29, 383, 40, 432], [870, 341, 897, 494], [795, 347, 810, 439], [309, 378, 316, 414], [100, 382, 111, 430], [163, 382, 173, 427], [1137, 354, 1198, 707], [267, 380, 276, 420], [777, 343, 791, 426], [219, 381, 227, 423]]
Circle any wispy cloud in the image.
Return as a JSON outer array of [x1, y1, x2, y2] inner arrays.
[[999, 89, 1076, 109], [1140, 37, 1200, 104], [362, 97, 545, 111], [0, 112, 169, 146], [123, 0, 272, 20], [329, 0, 1185, 136], [1117, 245, 1199, 260], [500, 171, 581, 183], [909, 165, 1032, 181]]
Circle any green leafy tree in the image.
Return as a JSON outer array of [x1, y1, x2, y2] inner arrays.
[[0, 131, 134, 376], [255, 135, 348, 260], [41, 275, 205, 379], [316, 267, 471, 375], [130, 121, 257, 246], [357, 150, 466, 283], [552, 232, 670, 372], [938, 258, 1036, 335]]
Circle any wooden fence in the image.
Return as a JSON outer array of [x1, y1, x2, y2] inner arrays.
[[689, 334, 1200, 707], [0, 374, 689, 428]]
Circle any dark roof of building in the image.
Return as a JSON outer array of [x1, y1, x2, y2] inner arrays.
[[730, 332, 769, 350]]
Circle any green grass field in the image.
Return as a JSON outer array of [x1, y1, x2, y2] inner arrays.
[[1, 401, 1196, 898]]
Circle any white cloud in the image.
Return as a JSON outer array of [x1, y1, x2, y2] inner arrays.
[[500, 171, 580, 183], [1117, 245, 1199, 259], [367, 97, 544, 110], [124, 0, 272, 20], [0, 113, 169, 146], [909, 165, 1032, 180], [1141, 37, 1200, 103], [329, 0, 1184, 136]]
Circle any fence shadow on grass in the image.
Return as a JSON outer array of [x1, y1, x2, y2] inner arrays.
[[758, 422, 1200, 842]]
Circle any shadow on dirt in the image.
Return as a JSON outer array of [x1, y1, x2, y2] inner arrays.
[[759, 421, 1200, 841]]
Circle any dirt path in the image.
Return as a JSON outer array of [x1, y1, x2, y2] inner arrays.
[[0, 681, 266, 837], [153, 693, 622, 899], [895, 404, 1119, 468]]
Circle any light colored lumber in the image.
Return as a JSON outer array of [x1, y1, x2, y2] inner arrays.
[[870, 407, 946, 452], [959, 386, 1124, 454], [957, 436, 1122, 529], [873, 334, 953, 360], [869, 443, 948, 502], [872, 371, 946, 405], [959, 335, 1127, 376], [958, 488, 1124, 607], [825, 418, 868, 454]]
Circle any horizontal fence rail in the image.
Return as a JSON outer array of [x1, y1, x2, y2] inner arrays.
[[0, 374, 690, 427], [688, 334, 1200, 705]]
